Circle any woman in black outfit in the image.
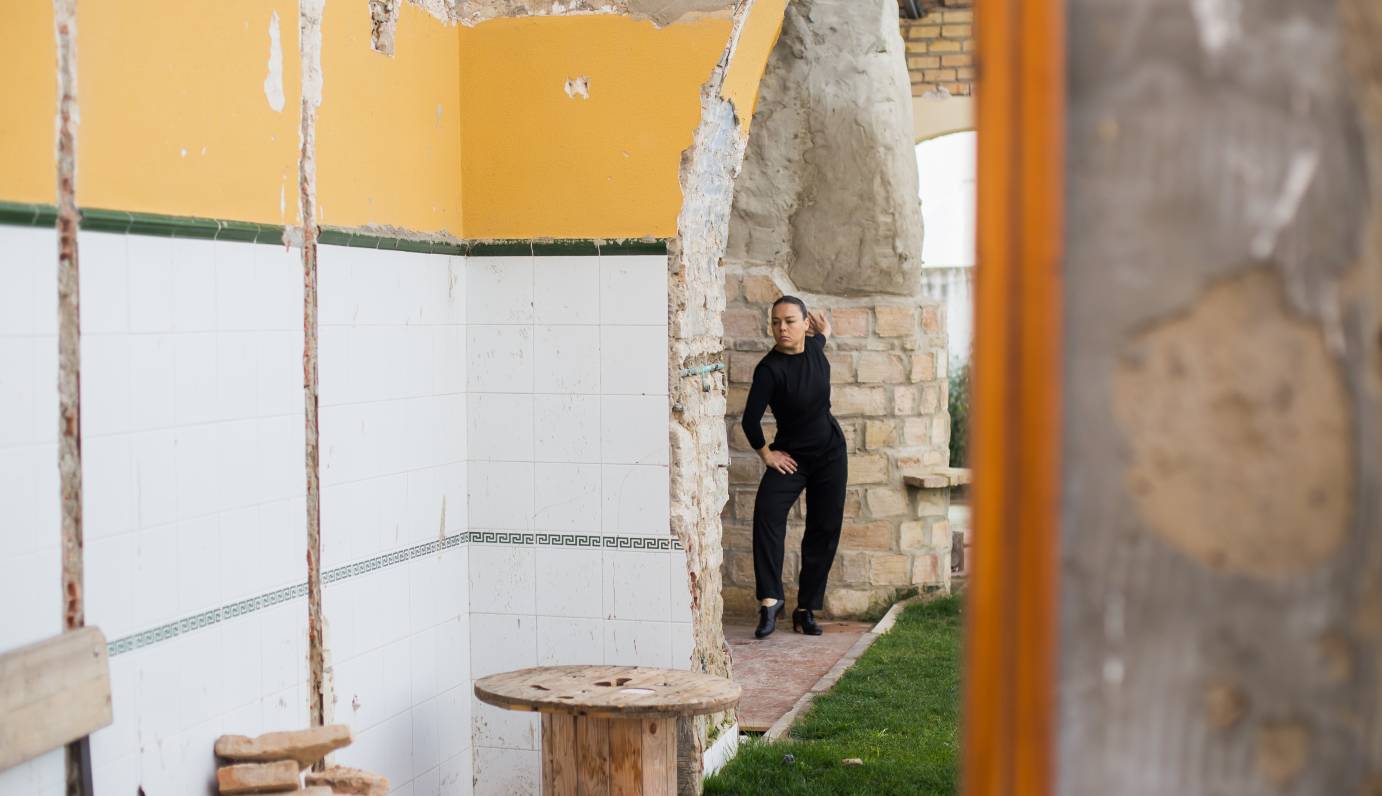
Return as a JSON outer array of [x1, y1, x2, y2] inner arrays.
[[741, 296, 848, 639]]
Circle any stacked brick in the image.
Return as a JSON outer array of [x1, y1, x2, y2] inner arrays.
[[721, 271, 952, 618], [898, 3, 975, 98], [212, 725, 388, 795]]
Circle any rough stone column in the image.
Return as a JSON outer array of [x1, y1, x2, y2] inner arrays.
[[1058, 0, 1382, 792]]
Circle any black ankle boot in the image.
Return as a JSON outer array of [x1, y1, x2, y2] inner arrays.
[[792, 607, 822, 636], [754, 601, 786, 638]]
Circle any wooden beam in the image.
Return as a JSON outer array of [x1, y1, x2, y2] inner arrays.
[[961, 0, 1064, 794], [0, 628, 112, 773]]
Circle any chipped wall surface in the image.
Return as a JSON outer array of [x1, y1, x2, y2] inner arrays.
[[457, 14, 732, 239], [726, 0, 924, 297], [1059, 0, 1382, 791], [455, 0, 734, 27]]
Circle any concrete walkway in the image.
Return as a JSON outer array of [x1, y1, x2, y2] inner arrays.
[[725, 618, 871, 733]]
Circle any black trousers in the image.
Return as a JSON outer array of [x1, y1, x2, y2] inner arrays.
[[751, 443, 848, 610]]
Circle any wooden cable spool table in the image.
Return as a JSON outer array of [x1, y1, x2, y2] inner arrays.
[[474, 665, 741, 795]]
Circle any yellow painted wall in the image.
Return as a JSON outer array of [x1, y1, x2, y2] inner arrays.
[[317, 3, 463, 234], [1, 3, 57, 205], [77, 0, 302, 225], [720, 0, 789, 136], [458, 15, 732, 240]]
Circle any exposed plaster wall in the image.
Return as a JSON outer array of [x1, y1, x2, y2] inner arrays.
[[455, 0, 733, 27], [726, 0, 923, 297], [1059, 0, 1382, 791]]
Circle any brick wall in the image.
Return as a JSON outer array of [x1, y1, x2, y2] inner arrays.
[[898, 2, 975, 98], [720, 269, 952, 618]]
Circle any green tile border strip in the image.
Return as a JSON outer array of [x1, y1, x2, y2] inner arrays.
[[0, 201, 668, 256], [105, 530, 681, 658]]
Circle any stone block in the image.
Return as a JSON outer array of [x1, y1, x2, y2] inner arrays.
[[874, 305, 916, 337], [831, 307, 870, 337], [893, 386, 921, 415], [727, 551, 755, 584], [912, 554, 941, 584], [216, 761, 300, 795], [733, 489, 757, 519], [734, 338, 771, 352], [786, 521, 805, 549], [921, 385, 941, 413], [842, 520, 896, 551], [921, 305, 943, 333], [914, 492, 949, 517], [866, 487, 910, 518], [727, 385, 750, 414], [741, 275, 780, 304], [729, 454, 763, 484], [843, 489, 862, 518], [215, 725, 352, 770], [840, 421, 861, 451], [834, 385, 888, 416], [864, 419, 897, 449], [723, 274, 742, 302], [827, 352, 856, 383], [722, 586, 758, 617], [839, 552, 870, 584], [910, 352, 937, 382], [931, 520, 952, 548], [847, 454, 889, 485], [857, 352, 906, 384], [783, 551, 800, 584], [723, 308, 766, 337], [903, 416, 932, 446], [305, 766, 390, 796], [824, 588, 874, 617], [900, 520, 927, 550], [932, 414, 951, 446], [871, 554, 913, 585], [729, 351, 762, 384]]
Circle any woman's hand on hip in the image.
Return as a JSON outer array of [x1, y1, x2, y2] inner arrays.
[[759, 448, 798, 475]]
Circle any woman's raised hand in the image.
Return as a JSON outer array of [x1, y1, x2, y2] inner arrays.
[[759, 448, 798, 475], [806, 310, 830, 337]]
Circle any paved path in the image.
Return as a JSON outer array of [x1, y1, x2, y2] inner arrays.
[[725, 619, 871, 733]]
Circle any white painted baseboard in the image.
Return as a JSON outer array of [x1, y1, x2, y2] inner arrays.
[[702, 723, 740, 778]]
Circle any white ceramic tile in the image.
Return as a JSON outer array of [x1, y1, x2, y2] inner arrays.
[[600, 464, 669, 536], [261, 598, 306, 694], [258, 497, 306, 590], [218, 506, 265, 601], [466, 257, 533, 325], [216, 241, 266, 332], [0, 750, 64, 795], [604, 551, 671, 621], [533, 256, 600, 325], [261, 684, 305, 736], [468, 546, 535, 615], [127, 335, 176, 432], [351, 251, 414, 327], [599, 256, 667, 325], [132, 522, 179, 629], [411, 626, 440, 707], [176, 513, 222, 614], [532, 463, 600, 533], [670, 623, 694, 670], [255, 243, 303, 332], [216, 419, 260, 511], [414, 698, 443, 781], [0, 546, 60, 651], [467, 461, 533, 531], [469, 613, 536, 679], [131, 428, 179, 528], [433, 326, 468, 396], [219, 613, 264, 713], [172, 332, 219, 426], [599, 325, 667, 395], [414, 764, 442, 796], [536, 616, 604, 666], [471, 698, 539, 751], [80, 334, 132, 437], [82, 434, 135, 539], [0, 446, 57, 557], [174, 626, 223, 730], [436, 616, 472, 693], [467, 393, 533, 462], [317, 324, 351, 408], [534, 547, 602, 619], [381, 637, 416, 720], [171, 239, 218, 333], [215, 331, 260, 421], [257, 414, 304, 504], [79, 233, 131, 335], [317, 248, 355, 327], [600, 395, 669, 465], [534, 325, 600, 394], [437, 685, 473, 763], [82, 532, 137, 640], [467, 325, 533, 394], [257, 330, 301, 417], [127, 236, 177, 334], [0, 226, 57, 336], [439, 395, 468, 466], [532, 395, 600, 464], [355, 563, 413, 653], [439, 462, 469, 534], [669, 552, 692, 623], [603, 620, 672, 668], [472, 748, 538, 796], [339, 711, 414, 791]]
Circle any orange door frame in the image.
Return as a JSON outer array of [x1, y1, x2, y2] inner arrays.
[[961, 0, 1065, 794]]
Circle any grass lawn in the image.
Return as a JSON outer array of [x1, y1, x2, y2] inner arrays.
[[704, 595, 963, 796]]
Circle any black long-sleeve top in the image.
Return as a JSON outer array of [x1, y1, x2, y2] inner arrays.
[[741, 334, 845, 458]]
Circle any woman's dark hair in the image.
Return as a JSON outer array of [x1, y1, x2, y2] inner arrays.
[[772, 295, 808, 320]]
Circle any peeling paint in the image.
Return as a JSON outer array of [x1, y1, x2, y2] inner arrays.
[[454, 0, 733, 27], [1251, 149, 1319, 260], [564, 76, 591, 99], [369, 0, 399, 55], [265, 10, 286, 111]]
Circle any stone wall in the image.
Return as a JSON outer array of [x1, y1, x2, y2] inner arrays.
[[720, 270, 951, 617]]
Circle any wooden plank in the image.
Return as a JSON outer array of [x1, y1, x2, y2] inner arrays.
[[640, 718, 675, 795], [608, 719, 643, 795], [0, 627, 112, 772], [575, 716, 611, 796], [541, 715, 555, 794], [474, 665, 740, 718], [545, 713, 578, 795]]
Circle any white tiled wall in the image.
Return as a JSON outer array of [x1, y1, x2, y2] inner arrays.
[[318, 246, 471, 796], [464, 254, 691, 794], [0, 235, 690, 796]]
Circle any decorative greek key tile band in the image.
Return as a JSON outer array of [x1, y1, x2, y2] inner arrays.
[[106, 531, 680, 657]]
